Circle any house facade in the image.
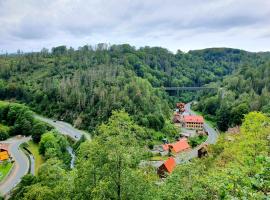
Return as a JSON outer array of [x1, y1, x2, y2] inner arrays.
[[183, 115, 204, 130]]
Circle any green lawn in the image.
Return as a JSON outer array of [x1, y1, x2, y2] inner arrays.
[[27, 141, 45, 174], [0, 162, 13, 182], [150, 155, 169, 161]]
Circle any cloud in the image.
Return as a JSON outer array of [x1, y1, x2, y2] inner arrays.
[[0, 0, 270, 52]]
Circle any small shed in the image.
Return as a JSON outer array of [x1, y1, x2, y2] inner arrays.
[[157, 157, 176, 178], [198, 145, 208, 158]]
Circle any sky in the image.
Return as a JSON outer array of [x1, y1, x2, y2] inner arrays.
[[1, 0, 270, 53]]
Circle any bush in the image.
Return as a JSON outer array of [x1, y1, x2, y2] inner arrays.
[[188, 135, 207, 148], [32, 122, 47, 143], [161, 120, 178, 139], [147, 114, 165, 131], [148, 142, 154, 150], [0, 124, 10, 140], [39, 131, 70, 167], [0, 101, 48, 141]]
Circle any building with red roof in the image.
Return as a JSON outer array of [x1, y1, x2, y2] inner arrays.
[[169, 138, 191, 154], [183, 115, 204, 130], [157, 157, 176, 178]]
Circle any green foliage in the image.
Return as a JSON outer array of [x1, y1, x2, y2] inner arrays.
[[11, 110, 158, 200], [39, 131, 70, 166], [9, 112, 270, 199], [2, 45, 268, 134], [0, 161, 13, 181], [9, 174, 37, 200], [161, 112, 270, 199], [161, 120, 178, 139], [31, 122, 47, 143], [188, 135, 207, 148], [74, 110, 157, 199], [10, 159, 73, 200], [0, 101, 48, 141], [0, 124, 10, 140], [2, 45, 270, 199], [261, 103, 270, 115], [196, 61, 270, 131]]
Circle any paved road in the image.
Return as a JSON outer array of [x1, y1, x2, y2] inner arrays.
[[35, 115, 91, 141], [185, 103, 218, 144], [0, 137, 31, 195], [0, 115, 90, 196], [175, 103, 218, 164], [35, 115, 91, 169], [142, 103, 219, 166]]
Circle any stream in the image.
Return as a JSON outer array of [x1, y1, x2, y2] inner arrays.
[[67, 146, 75, 169]]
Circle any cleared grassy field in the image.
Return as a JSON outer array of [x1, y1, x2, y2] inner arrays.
[[150, 155, 169, 161], [27, 141, 45, 174], [0, 162, 13, 182]]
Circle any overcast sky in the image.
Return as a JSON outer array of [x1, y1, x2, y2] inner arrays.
[[1, 0, 270, 53]]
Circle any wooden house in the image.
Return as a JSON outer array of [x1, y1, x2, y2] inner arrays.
[[169, 138, 191, 154], [157, 157, 176, 178]]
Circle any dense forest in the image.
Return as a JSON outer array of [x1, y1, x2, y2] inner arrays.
[[9, 111, 270, 199], [1, 44, 270, 133], [1, 44, 270, 199], [0, 101, 50, 142], [194, 61, 270, 131]]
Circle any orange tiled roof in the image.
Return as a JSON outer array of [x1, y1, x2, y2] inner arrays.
[[169, 138, 190, 153], [0, 151, 9, 161], [163, 157, 176, 173], [183, 115, 204, 123]]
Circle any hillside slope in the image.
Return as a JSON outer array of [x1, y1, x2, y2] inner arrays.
[[0, 44, 270, 132], [194, 61, 270, 131]]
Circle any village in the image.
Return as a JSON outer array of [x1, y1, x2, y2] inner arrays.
[[151, 102, 209, 178], [0, 102, 210, 184]]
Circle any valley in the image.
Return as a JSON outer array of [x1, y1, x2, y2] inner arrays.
[[0, 45, 269, 199]]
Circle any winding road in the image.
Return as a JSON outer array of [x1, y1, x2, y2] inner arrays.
[[0, 137, 30, 195], [185, 102, 218, 144], [35, 115, 91, 141], [0, 115, 90, 196], [0, 105, 215, 194], [175, 103, 218, 164]]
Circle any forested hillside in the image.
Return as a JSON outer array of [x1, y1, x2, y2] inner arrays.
[[9, 112, 270, 199], [1, 44, 269, 132], [195, 61, 270, 131], [160, 112, 270, 199], [1, 44, 270, 199]]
